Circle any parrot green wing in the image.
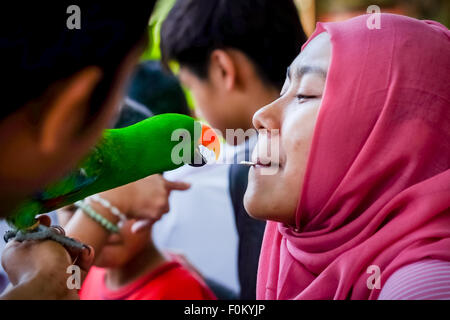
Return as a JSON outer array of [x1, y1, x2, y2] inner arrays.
[[38, 146, 103, 201], [6, 145, 105, 229], [7, 113, 201, 230]]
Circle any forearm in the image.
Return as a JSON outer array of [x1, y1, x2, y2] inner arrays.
[[65, 201, 120, 256]]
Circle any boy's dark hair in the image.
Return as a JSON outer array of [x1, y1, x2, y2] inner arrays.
[[161, 0, 306, 90], [0, 2, 156, 120], [128, 61, 191, 117]]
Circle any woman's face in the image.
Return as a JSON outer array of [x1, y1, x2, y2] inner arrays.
[[244, 32, 331, 226]]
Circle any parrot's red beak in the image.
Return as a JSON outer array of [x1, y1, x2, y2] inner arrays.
[[199, 123, 220, 160]]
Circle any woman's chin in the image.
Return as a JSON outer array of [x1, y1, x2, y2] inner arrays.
[[244, 187, 270, 221], [244, 181, 299, 225]]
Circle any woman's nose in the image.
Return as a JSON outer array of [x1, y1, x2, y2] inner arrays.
[[252, 99, 281, 131]]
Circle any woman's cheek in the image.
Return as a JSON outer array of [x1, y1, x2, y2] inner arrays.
[[279, 105, 321, 208], [285, 103, 321, 163], [281, 162, 304, 206]]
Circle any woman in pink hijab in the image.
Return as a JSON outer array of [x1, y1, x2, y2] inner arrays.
[[244, 13, 450, 300]]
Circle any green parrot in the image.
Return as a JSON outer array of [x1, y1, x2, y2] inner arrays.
[[4, 113, 218, 249]]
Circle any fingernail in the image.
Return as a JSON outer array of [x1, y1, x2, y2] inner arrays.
[[83, 245, 94, 256], [50, 225, 66, 236]]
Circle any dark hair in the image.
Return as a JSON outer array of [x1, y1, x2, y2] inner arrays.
[[128, 61, 191, 116], [161, 0, 306, 90], [0, 2, 156, 120]]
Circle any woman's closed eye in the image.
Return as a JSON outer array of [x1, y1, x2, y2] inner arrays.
[[296, 94, 319, 103]]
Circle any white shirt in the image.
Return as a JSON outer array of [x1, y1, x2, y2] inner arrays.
[[153, 144, 239, 292], [153, 134, 257, 293]]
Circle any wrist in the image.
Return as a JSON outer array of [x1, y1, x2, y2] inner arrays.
[[76, 200, 120, 234], [87, 194, 127, 222], [97, 190, 131, 217], [87, 200, 121, 225]]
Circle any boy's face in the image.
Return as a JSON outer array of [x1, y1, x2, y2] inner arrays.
[[178, 50, 281, 142], [94, 220, 150, 269], [179, 66, 243, 135], [58, 207, 150, 269]]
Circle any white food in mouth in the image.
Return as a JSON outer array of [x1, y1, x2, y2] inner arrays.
[[240, 161, 256, 166]]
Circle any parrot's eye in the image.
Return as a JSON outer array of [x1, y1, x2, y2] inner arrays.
[[199, 123, 220, 161]]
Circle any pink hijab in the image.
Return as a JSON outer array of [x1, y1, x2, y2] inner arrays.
[[257, 14, 450, 300]]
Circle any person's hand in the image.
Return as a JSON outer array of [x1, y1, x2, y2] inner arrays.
[[97, 174, 190, 232], [0, 215, 94, 300]]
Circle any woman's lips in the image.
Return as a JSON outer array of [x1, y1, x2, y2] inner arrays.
[[256, 160, 270, 167], [255, 159, 281, 168]]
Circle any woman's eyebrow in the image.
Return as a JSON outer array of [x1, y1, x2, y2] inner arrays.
[[296, 65, 327, 79]]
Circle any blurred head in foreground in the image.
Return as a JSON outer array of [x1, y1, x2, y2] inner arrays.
[[0, 2, 156, 216]]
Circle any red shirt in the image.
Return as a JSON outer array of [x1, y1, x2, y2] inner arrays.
[[79, 261, 216, 300]]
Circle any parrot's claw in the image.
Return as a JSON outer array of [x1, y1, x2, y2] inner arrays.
[[3, 225, 88, 255], [3, 230, 17, 243]]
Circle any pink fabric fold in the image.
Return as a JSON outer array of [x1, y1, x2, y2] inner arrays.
[[257, 14, 450, 300]]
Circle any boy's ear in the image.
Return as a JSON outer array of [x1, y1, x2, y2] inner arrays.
[[210, 49, 236, 91], [39, 66, 102, 154]]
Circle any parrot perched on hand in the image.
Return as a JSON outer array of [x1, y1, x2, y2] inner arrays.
[[4, 113, 220, 249]]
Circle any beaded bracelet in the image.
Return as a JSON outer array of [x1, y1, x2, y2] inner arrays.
[[87, 194, 127, 221], [75, 200, 120, 233]]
